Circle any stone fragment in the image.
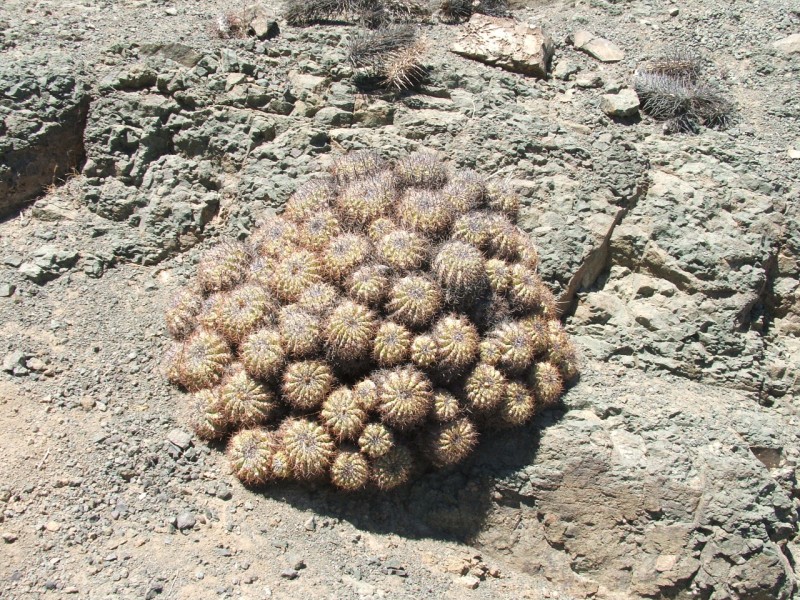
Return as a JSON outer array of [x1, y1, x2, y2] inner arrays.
[[571, 30, 625, 62], [0, 284, 15, 297], [243, 5, 280, 40], [601, 89, 640, 117], [175, 512, 196, 530], [2, 351, 28, 375], [772, 33, 800, 54], [459, 574, 480, 589], [167, 429, 192, 450], [451, 15, 554, 78]]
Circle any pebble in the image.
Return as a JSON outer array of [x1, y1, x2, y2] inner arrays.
[[0, 283, 15, 297], [287, 555, 306, 570], [280, 568, 299, 580], [176, 512, 197, 530], [304, 516, 316, 531], [2, 532, 18, 543], [167, 429, 192, 450], [45, 521, 62, 532], [215, 483, 233, 500]]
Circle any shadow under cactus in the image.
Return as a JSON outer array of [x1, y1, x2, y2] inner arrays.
[[254, 406, 564, 541]]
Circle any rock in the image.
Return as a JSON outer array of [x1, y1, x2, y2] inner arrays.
[[175, 512, 196, 530], [280, 568, 299, 580], [471, 364, 797, 599], [2, 351, 28, 375], [2, 532, 17, 543], [287, 555, 306, 570], [215, 483, 233, 500], [0, 53, 90, 217], [458, 574, 481, 589], [571, 30, 625, 62], [353, 99, 394, 127], [600, 89, 640, 117], [450, 14, 554, 78], [575, 73, 603, 88], [772, 33, 800, 54], [167, 429, 192, 450], [18, 262, 45, 283], [304, 516, 316, 531], [552, 61, 579, 81], [243, 5, 279, 40], [0, 283, 16, 297], [314, 107, 352, 127], [44, 521, 61, 532], [139, 43, 203, 67]]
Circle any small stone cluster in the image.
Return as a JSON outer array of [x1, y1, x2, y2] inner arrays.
[[164, 151, 578, 491]]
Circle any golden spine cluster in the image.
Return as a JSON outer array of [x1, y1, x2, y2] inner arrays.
[[164, 151, 578, 491]]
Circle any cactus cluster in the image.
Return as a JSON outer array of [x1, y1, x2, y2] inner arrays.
[[164, 151, 578, 491], [634, 53, 735, 134]]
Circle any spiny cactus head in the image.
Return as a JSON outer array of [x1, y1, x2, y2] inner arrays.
[[321, 388, 368, 441], [227, 428, 276, 485], [329, 150, 387, 184], [394, 152, 448, 189], [442, 169, 485, 213], [432, 241, 486, 300], [431, 388, 461, 422], [509, 263, 544, 313], [368, 217, 397, 242], [396, 189, 454, 237], [330, 449, 371, 491], [346, 377, 375, 410], [546, 322, 579, 381], [220, 365, 277, 427], [485, 259, 513, 295], [240, 328, 285, 381], [214, 284, 275, 345], [465, 363, 507, 412], [251, 216, 298, 259], [347, 264, 391, 307], [271, 250, 323, 303], [177, 329, 233, 391], [378, 366, 433, 429], [165, 289, 203, 340], [428, 418, 478, 467], [301, 209, 342, 252], [486, 181, 521, 218], [515, 235, 539, 271], [432, 313, 480, 375], [487, 215, 521, 260], [358, 422, 395, 458], [386, 275, 442, 329], [410, 333, 438, 369], [280, 418, 336, 479], [486, 321, 536, 373], [531, 362, 564, 406], [278, 305, 322, 358], [284, 178, 336, 223], [372, 444, 414, 490], [499, 381, 537, 427], [271, 449, 292, 479], [452, 211, 495, 249], [197, 241, 252, 293], [383, 42, 428, 91], [297, 282, 341, 316], [324, 301, 379, 363], [322, 233, 371, 282], [518, 315, 551, 355], [373, 320, 413, 367], [281, 360, 336, 410], [376, 229, 429, 272], [189, 388, 228, 441], [337, 172, 395, 227]]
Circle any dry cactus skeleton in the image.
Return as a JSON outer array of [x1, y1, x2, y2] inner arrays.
[[164, 151, 578, 491]]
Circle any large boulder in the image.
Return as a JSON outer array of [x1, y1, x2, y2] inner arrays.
[[0, 53, 90, 217]]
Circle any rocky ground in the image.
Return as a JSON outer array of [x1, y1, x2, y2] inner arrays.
[[1, 0, 799, 598]]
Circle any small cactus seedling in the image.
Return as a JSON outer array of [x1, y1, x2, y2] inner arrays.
[[164, 150, 578, 491]]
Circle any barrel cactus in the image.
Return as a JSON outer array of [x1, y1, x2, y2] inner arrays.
[[164, 150, 578, 491]]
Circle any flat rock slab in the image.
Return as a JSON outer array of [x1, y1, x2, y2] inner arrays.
[[572, 29, 625, 62], [451, 14, 554, 78]]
